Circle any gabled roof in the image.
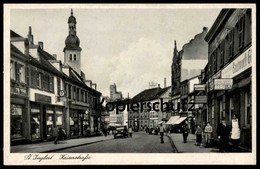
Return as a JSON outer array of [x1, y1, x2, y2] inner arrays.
[[150, 86, 171, 100], [38, 47, 56, 60], [11, 30, 23, 38], [131, 87, 162, 102], [11, 44, 30, 60]]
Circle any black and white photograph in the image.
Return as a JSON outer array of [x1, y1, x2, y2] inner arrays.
[[3, 4, 256, 165]]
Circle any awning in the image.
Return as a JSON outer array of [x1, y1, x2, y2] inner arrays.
[[173, 117, 187, 125], [166, 116, 180, 125], [158, 121, 165, 125]]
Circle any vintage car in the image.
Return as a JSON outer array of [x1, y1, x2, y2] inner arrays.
[[114, 125, 128, 139]]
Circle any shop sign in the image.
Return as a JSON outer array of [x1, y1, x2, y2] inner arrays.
[[222, 47, 252, 78], [195, 96, 207, 104], [194, 84, 205, 91], [208, 70, 221, 92], [214, 79, 233, 90], [11, 86, 28, 96], [35, 93, 51, 103]]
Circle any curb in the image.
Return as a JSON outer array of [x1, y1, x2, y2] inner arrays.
[[167, 135, 178, 153], [41, 138, 114, 153]]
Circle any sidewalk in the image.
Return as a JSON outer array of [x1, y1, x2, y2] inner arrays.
[[168, 133, 219, 153], [11, 135, 114, 153]]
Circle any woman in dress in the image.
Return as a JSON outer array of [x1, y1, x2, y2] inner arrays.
[[231, 114, 240, 150]]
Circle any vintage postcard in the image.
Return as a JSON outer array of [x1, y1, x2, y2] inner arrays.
[[3, 3, 256, 165]]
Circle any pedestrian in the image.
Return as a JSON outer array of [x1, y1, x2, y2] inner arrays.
[[230, 114, 240, 150], [52, 125, 59, 144], [204, 122, 213, 147], [217, 118, 230, 152], [159, 124, 165, 143], [195, 124, 203, 146], [129, 126, 133, 137], [182, 120, 189, 143]]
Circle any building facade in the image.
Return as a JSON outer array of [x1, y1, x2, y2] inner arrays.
[[110, 83, 123, 101], [205, 9, 252, 150], [10, 9, 103, 145]]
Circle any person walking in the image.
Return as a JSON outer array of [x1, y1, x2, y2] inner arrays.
[[204, 122, 213, 147], [182, 120, 189, 143], [231, 114, 240, 150], [129, 126, 133, 137], [159, 124, 165, 143], [217, 118, 231, 152], [53, 125, 59, 144], [195, 124, 203, 146]]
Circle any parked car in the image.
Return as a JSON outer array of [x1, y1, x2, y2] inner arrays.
[[114, 125, 128, 139]]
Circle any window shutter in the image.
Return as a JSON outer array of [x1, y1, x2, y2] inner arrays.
[[15, 62, 18, 82], [26, 66, 30, 85]]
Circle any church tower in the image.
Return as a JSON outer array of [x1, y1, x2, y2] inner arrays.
[[63, 9, 82, 75]]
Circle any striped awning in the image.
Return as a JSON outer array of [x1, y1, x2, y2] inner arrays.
[[166, 116, 180, 125], [173, 117, 187, 125]]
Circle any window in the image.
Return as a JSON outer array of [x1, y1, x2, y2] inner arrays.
[[10, 60, 15, 80], [245, 89, 251, 126], [220, 41, 225, 66], [212, 51, 217, 73], [36, 72, 42, 88], [76, 88, 80, 101], [49, 76, 54, 92], [69, 85, 72, 99], [11, 104, 23, 139], [17, 63, 25, 83], [227, 29, 234, 59], [57, 77, 61, 93], [74, 54, 76, 61], [85, 92, 88, 103], [73, 86, 76, 100], [42, 74, 49, 90], [30, 68, 37, 87], [70, 54, 72, 61], [238, 14, 245, 49]]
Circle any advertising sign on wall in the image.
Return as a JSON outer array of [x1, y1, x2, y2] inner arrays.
[[222, 47, 252, 78], [214, 79, 233, 90]]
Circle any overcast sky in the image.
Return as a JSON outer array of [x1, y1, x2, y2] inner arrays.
[[10, 7, 221, 98]]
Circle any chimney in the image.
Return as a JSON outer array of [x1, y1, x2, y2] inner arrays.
[[38, 41, 43, 49], [53, 54, 57, 59], [164, 78, 166, 88], [85, 80, 92, 87], [92, 83, 97, 90], [128, 93, 129, 99], [203, 27, 208, 32], [28, 26, 34, 45], [158, 84, 160, 88]]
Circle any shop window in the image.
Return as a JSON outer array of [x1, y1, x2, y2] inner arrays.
[[11, 104, 23, 139], [31, 105, 41, 139], [229, 97, 234, 122], [46, 108, 54, 138], [245, 91, 251, 126], [70, 111, 80, 136], [56, 110, 63, 126]]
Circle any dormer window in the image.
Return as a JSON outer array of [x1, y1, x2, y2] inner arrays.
[[74, 54, 76, 60]]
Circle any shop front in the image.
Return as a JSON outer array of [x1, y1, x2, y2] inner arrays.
[[30, 93, 66, 141], [69, 104, 89, 138]]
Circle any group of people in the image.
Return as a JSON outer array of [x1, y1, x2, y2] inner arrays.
[[181, 114, 241, 152]]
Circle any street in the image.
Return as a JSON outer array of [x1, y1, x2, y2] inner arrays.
[[56, 132, 174, 153]]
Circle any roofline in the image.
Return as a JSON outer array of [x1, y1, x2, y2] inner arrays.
[[205, 9, 235, 43]]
